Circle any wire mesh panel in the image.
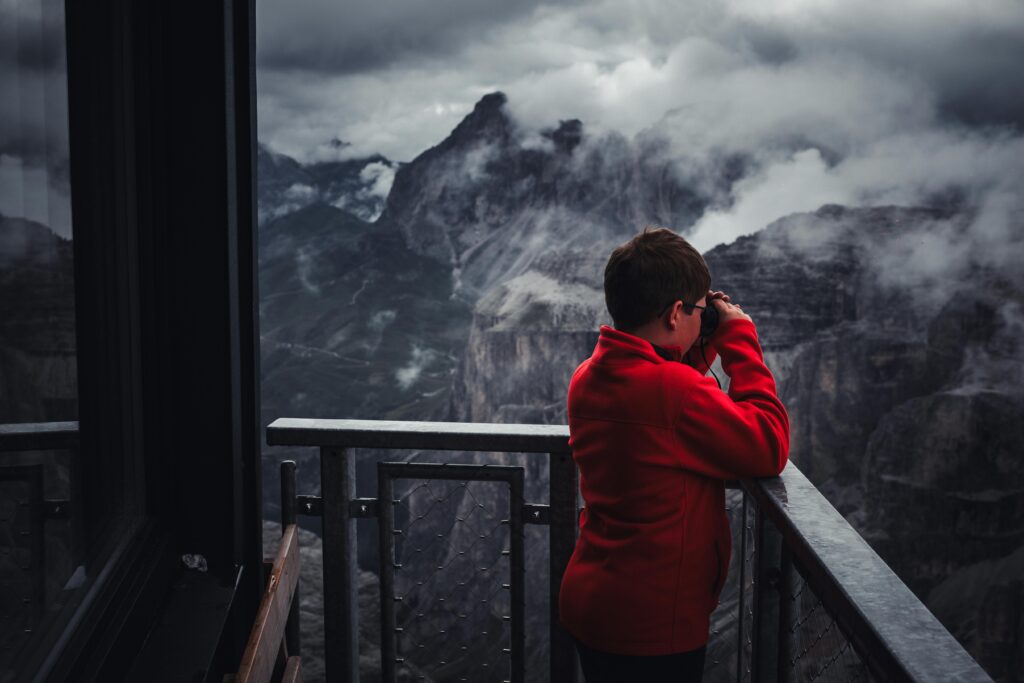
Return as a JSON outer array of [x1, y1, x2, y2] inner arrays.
[[781, 561, 873, 683], [0, 466, 43, 660], [378, 462, 525, 683], [745, 487, 875, 683]]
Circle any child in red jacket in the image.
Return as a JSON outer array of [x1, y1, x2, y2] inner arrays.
[[560, 227, 790, 682]]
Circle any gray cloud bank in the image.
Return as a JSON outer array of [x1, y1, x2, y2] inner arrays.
[[257, 0, 1024, 160], [256, 0, 580, 74], [257, 0, 1024, 274]]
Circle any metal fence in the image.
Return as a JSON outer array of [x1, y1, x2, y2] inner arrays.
[[722, 489, 872, 683], [378, 463, 525, 682], [0, 422, 79, 676], [268, 417, 992, 683]]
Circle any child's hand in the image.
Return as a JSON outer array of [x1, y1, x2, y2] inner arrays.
[[708, 290, 752, 325]]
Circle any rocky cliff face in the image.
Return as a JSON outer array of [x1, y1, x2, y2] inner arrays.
[[453, 249, 607, 426]]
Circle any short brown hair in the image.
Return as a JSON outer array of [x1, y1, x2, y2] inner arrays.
[[604, 227, 711, 331]]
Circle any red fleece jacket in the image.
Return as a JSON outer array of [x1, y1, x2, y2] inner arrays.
[[560, 318, 789, 655]]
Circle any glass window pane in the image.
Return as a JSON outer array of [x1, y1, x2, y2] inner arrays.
[[0, 0, 83, 678]]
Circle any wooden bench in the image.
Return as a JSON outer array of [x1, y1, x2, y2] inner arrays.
[[228, 523, 302, 683]]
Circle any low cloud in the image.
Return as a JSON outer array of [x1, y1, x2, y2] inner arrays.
[[396, 345, 438, 390], [688, 149, 851, 251], [330, 161, 399, 222], [0, 154, 71, 238], [295, 246, 321, 295], [358, 160, 398, 201]]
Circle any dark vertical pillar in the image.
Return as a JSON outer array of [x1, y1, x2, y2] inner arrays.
[[776, 547, 794, 683], [147, 0, 260, 589], [225, 0, 264, 639], [223, 0, 263, 656], [377, 463, 396, 683], [549, 451, 579, 683], [752, 505, 782, 683], [69, 446, 85, 566], [737, 492, 748, 683], [281, 460, 300, 656], [509, 469, 525, 683], [27, 465, 45, 631], [66, 0, 146, 552], [323, 448, 359, 682]]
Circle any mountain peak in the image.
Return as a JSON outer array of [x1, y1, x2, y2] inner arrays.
[[445, 92, 513, 149], [475, 91, 508, 111]]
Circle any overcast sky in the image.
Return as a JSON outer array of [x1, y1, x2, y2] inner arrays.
[[256, 0, 1024, 161]]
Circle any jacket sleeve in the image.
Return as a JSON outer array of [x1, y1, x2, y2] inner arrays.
[[672, 319, 789, 479]]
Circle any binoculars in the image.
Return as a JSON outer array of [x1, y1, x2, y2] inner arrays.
[[700, 302, 720, 338]]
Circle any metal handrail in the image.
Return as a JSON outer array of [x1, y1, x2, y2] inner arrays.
[[0, 421, 79, 452], [267, 417, 993, 683], [268, 417, 571, 453], [744, 466, 991, 682]]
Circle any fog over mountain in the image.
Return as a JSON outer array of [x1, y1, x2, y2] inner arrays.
[[256, 0, 1024, 256]]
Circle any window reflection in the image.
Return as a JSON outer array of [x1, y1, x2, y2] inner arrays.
[[0, 0, 80, 678]]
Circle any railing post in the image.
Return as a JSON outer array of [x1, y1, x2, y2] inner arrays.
[[321, 447, 359, 683], [281, 460, 301, 657], [752, 503, 783, 683], [377, 465, 397, 683], [737, 491, 748, 683], [775, 545, 794, 683], [549, 451, 579, 683], [70, 446, 85, 567], [510, 468, 526, 683]]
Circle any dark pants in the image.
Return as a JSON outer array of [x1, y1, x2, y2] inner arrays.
[[575, 638, 706, 683]]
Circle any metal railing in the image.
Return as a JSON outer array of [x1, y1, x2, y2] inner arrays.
[[270, 419, 577, 683], [0, 422, 79, 673], [268, 417, 993, 683]]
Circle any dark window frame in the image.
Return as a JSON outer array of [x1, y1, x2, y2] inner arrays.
[[12, 1, 264, 679]]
